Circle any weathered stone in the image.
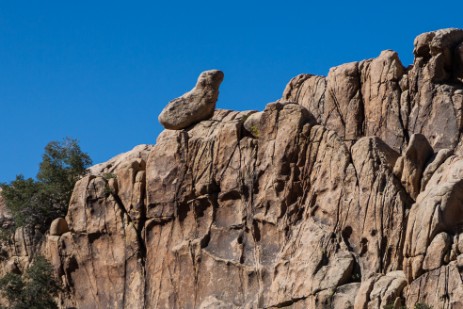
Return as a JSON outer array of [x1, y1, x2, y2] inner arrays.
[[456, 41, 463, 82], [88, 144, 153, 176], [281, 51, 406, 152], [403, 261, 463, 308], [331, 283, 360, 309], [280, 74, 326, 123], [158, 70, 224, 130], [2, 28, 463, 309], [422, 232, 451, 271], [354, 271, 407, 309], [347, 137, 409, 278], [421, 148, 453, 190], [404, 155, 463, 281], [325, 62, 364, 142], [413, 28, 463, 82], [393, 134, 434, 200], [56, 175, 145, 309], [242, 111, 262, 137], [4, 259, 19, 274], [49, 218, 69, 236], [360, 50, 405, 152], [407, 29, 463, 152]]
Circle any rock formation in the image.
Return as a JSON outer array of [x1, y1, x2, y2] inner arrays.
[[158, 70, 224, 130], [2, 28, 463, 308]]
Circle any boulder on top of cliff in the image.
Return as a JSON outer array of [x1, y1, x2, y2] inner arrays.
[[49, 218, 69, 236], [158, 70, 224, 130]]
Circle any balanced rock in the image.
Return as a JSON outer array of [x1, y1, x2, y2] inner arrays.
[[158, 70, 224, 130], [49, 217, 69, 236]]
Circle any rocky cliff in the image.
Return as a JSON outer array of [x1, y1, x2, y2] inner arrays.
[[2, 28, 463, 308]]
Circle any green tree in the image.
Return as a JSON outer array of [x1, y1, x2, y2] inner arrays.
[[0, 273, 23, 306], [414, 304, 433, 309], [0, 256, 60, 309], [37, 138, 92, 219], [0, 138, 92, 230], [0, 176, 42, 228]]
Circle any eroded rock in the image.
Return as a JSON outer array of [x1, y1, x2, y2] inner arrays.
[[2, 28, 463, 309], [158, 70, 224, 130], [393, 134, 434, 200], [49, 218, 69, 236]]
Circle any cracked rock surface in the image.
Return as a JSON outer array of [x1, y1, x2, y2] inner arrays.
[[2, 28, 463, 308]]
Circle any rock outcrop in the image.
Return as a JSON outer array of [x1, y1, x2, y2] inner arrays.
[[158, 70, 224, 130], [3, 28, 463, 308]]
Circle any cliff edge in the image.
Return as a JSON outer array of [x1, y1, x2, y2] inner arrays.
[[2, 28, 463, 308]]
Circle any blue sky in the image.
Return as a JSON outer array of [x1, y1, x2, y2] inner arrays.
[[1, 0, 462, 182]]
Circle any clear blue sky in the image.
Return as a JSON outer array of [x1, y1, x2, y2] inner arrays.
[[1, 0, 462, 182]]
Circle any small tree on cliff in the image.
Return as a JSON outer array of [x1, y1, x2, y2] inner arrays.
[[36, 138, 92, 218], [0, 137, 92, 230]]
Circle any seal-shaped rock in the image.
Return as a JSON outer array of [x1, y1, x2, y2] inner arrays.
[[158, 70, 224, 130]]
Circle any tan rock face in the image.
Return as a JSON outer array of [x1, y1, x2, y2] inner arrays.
[[393, 133, 433, 200], [282, 50, 405, 152], [3, 28, 463, 308], [38, 102, 408, 307], [56, 175, 145, 309]]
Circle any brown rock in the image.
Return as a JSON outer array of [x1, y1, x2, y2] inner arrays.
[[403, 261, 463, 308], [88, 144, 153, 175], [422, 232, 451, 271], [354, 271, 407, 309], [456, 41, 463, 82], [268, 224, 354, 307], [57, 175, 145, 308], [242, 111, 262, 137], [331, 283, 360, 309], [158, 70, 224, 130], [281, 50, 406, 152], [421, 148, 453, 190], [393, 134, 434, 200], [413, 28, 463, 82], [360, 50, 405, 152], [403, 155, 463, 280], [324, 62, 364, 142], [280, 73, 326, 122], [49, 218, 69, 236], [3, 28, 463, 309], [407, 29, 463, 151]]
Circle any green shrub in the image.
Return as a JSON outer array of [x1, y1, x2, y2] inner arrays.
[[0, 138, 92, 231], [383, 303, 433, 309], [102, 172, 117, 180], [250, 125, 260, 138], [415, 304, 433, 309], [0, 256, 60, 309]]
